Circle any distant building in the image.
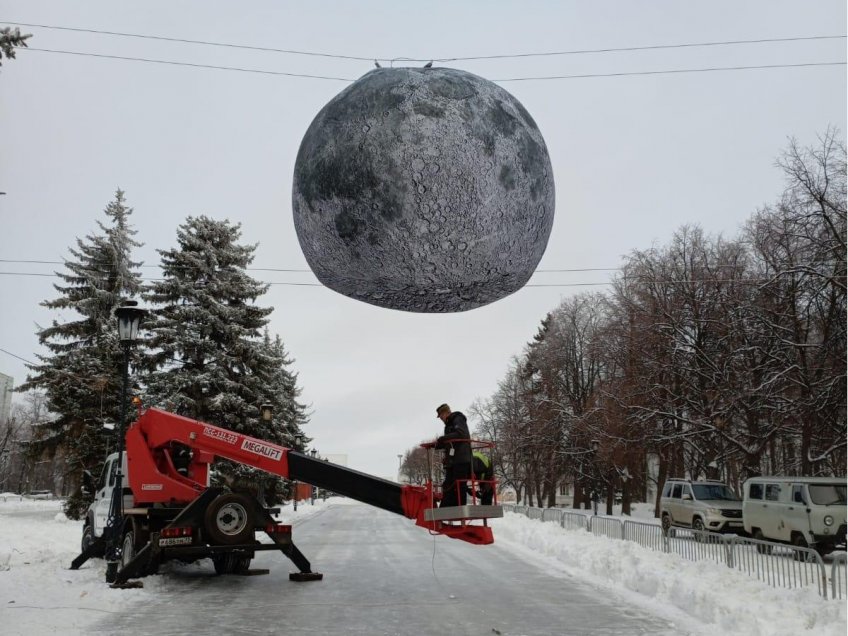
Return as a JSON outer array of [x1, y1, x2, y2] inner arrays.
[[0, 373, 12, 425]]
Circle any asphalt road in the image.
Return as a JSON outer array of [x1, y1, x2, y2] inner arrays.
[[91, 503, 682, 636]]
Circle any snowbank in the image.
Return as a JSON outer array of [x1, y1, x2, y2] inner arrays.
[[491, 512, 846, 636]]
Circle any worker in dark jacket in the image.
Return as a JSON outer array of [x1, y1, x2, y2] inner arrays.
[[435, 403, 472, 508], [472, 450, 494, 505]]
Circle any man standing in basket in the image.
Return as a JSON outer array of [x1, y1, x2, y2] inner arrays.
[[435, 403, 472, 508]]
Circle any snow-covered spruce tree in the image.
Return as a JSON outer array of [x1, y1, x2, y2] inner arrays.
[[252, 329, 311, 501], [143, 216, 303, 503], [0, 26, 31, 66], [19, 190, 143, 518], [257, 329, 309, 448]]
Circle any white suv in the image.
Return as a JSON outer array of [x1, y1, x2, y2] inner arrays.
[[660, 479, 743, 534]]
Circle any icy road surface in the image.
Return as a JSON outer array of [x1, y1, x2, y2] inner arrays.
[[91, 502, 681, 636]]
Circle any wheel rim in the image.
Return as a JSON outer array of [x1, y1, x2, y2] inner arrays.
[[215, 502, 249, 537]]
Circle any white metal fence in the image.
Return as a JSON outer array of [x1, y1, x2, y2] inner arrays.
[[501, 505, 842, 600], [832, 552, 847, 600]]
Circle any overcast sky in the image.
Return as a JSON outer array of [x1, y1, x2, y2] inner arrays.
[[1, 1, 845, 479]]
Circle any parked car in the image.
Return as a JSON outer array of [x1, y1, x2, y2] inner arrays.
[[660, 478, 743, 534], [26, 490, 53, 500], [742, 476, 847, 554]]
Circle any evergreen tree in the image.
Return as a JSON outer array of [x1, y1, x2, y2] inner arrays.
[[143, 216, 302, 502], [0, 26, 31, 66], [19, 190, 143, 518], [256, 329, 310, 449], [252, 329, 311, 501]]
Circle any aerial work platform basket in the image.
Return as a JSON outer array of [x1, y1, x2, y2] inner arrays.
[[415, 439, 503, 544]]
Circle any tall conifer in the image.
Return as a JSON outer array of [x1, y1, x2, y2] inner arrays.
[[20, 190, 143, 518]]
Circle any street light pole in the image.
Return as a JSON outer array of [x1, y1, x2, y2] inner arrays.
[[105, 299, 145, 583]]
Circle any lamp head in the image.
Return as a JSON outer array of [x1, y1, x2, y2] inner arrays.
[[260, 403, 273, 422], [115, 299, 146, 344]]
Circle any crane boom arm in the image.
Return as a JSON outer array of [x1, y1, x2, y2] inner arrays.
[[125, 408, 495, 544]]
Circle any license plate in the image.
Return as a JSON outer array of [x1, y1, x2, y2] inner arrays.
[[159, 537, 193, 547]]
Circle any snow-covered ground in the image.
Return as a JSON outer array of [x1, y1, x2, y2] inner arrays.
[[0, 497, 333, 635], [1, 497, 845, 636], [490, 512, 846, 636]]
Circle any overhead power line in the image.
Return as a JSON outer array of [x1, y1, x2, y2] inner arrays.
[[493, 61, 847, 82], [22, 48, 354, 81], [18, 47, 846, 81], [0, 259, 620, 274], [3, 21, 845, 62], [0, 270, 842, 288]]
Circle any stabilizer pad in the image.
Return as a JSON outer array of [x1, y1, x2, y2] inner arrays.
[[109, 581, 144, 589], [289, 571, 324, 582]]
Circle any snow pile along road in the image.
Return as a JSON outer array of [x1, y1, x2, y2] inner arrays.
[[491, 512, 846, 636]]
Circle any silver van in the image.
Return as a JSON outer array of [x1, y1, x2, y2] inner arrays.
[[660, 478, 743, 534], [742, 476, 847, 554]]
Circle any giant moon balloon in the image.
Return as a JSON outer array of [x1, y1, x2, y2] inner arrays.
[[292, 67, 555, 312]]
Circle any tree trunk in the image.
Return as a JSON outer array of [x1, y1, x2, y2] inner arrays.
[[621, 478, 631, 516], [654, 448, 669, 518]]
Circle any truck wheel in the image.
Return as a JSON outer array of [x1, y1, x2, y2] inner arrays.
[[212, 554, 235, 575], [754, 529, 773, 554], [792, 534, 813, 562], [204, 493, 254, 545], [692, 517, 705, 542], [234, 556, 252, 574], [121, 528, 137, 569], [81, 523, 104, 557]]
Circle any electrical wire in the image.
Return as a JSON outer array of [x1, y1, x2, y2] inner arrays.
[[17, 48, 846, 81], [22, 48, 354, 81], [0, 259, 619, 274], [3, 21, 844, 63], [493, 61, 846, 82], [0, 270, 843, 287]]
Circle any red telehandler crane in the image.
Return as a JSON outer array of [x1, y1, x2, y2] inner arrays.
[[71, 408, 501, 585]]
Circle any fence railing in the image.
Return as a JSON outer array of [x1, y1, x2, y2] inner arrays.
[[561, 511, 590, 532], [503, 505, 840, 600], [831, 551, 846, 600], [587, 515, 623, 540], [726, 535, 827, 597], [623, 519, 666, 552]]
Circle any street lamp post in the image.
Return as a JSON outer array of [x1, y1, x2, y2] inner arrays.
[[310, 448, 318, 505], [257, 404, 273, 505], [105, 300, 145, 583]]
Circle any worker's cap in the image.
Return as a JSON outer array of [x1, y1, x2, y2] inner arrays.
[[436, 403, 451, 418]]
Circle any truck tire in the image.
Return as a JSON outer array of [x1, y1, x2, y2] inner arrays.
[[212, 553, 252, 575], [81, 523, 105, 558], [753, 529, 773, 554], [204, 493, 254, 545], [121, 527, 137, 569], [792, 533, 814, 562], [212, 553, 235, 575]]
